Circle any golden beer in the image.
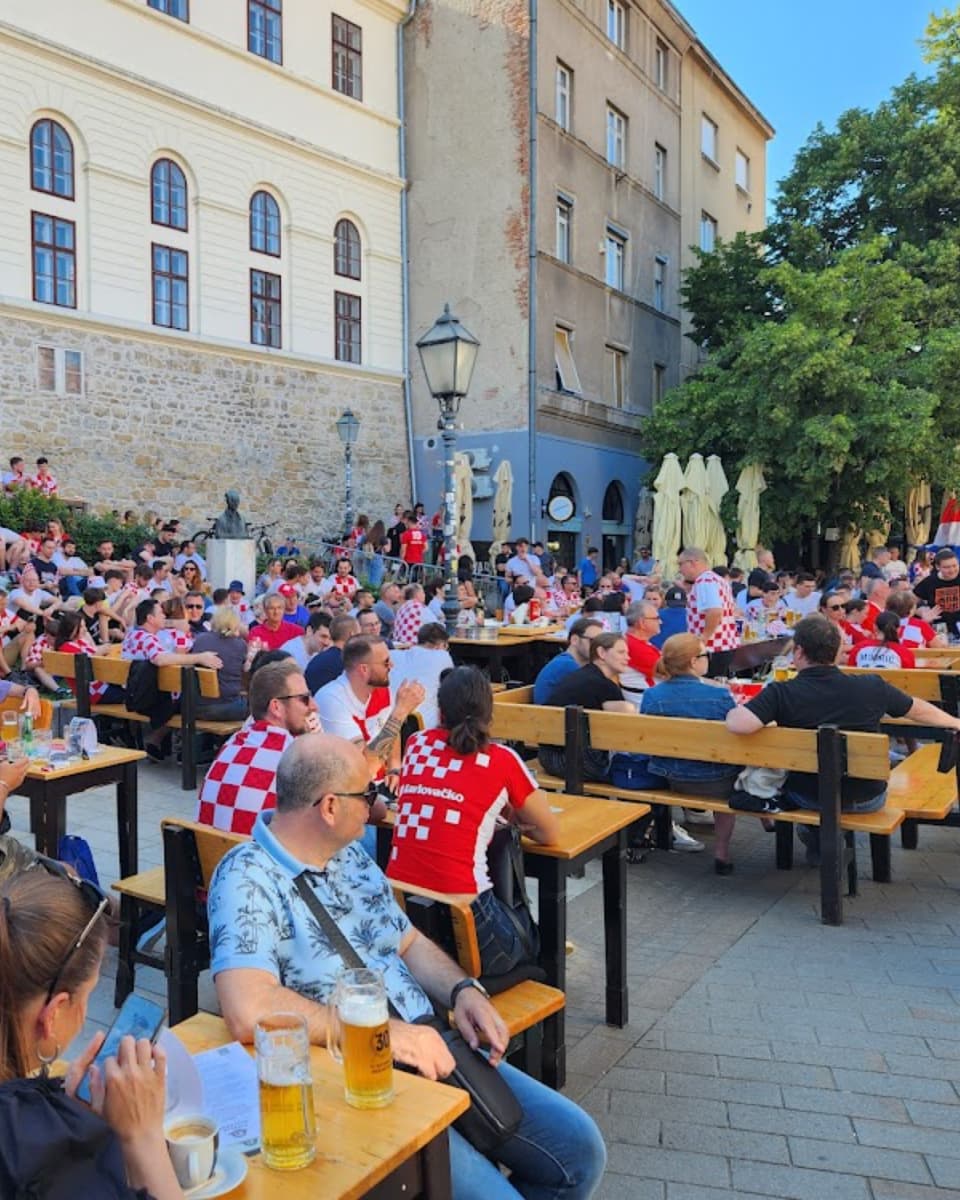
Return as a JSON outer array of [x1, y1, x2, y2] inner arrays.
[[259, 1078, 317, 1170], [338, 996, 394, 1109]]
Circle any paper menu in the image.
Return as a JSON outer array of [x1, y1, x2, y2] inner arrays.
[[192, 1041, 261, 1154]]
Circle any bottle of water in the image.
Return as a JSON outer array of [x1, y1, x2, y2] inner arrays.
[[20, 712, 34, 757]]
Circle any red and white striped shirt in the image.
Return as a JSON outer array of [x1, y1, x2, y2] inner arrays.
[[687, 569, 739, 652]]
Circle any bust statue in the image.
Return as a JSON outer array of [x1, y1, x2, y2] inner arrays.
[[212, 490, 248, 539]]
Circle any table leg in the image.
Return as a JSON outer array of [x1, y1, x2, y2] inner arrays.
[[601, 832, 628, 1027], [533, 860, 567, 1089], [420, 1129, 453, 1200], [30, 787, 65, 859], [117, 761, 139, 879]]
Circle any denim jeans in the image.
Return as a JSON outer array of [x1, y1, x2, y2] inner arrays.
[[786, 787, 887, 856], [471, 887, 538, 977], [448, 1060, 606, 1200]]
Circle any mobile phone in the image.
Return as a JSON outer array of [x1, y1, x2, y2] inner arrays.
[[75, 993, 165, 1104]]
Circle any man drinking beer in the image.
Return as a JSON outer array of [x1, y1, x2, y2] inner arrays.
[[208, 734, 606, 1199]]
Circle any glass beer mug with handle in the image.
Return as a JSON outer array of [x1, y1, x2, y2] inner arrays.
[[328, 967, 394, 1109], [254, 1012, 317, 1170]]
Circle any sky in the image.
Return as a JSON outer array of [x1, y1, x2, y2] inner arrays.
[[673, 0, 937, 211]]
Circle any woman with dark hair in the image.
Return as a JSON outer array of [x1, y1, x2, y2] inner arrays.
[[601, 589, 628, 634], [847, 610, 916, 669], [0, 865, 180, 1197], [388, 666, 558, 974]]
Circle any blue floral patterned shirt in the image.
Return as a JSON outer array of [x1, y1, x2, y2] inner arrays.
[[208, 811, 434, 1022]]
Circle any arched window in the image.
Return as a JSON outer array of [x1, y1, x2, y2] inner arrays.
[[31, 119, 74, 199], [151, 159, 188, 230], [334, 218, 361, 280], [250, 191, 281, 256], [602, 481, 625, 524]]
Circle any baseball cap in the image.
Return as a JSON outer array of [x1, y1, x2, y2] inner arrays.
[[663, 585, 687, 608], [278, 583, 297, 598], [228, 579, 245, 593]]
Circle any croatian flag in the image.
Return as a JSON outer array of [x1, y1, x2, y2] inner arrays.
[[935, 495, 960, 547]]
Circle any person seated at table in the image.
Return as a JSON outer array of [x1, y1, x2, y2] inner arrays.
[[249, 594, 304, 652], [600, 589, 628, 635], [886, 589, 947, 649], [744, 581, 788, 630], [190, 606, 249, 722], [847, 611, 916, 669], [819, 589, 860, 652], [388, 622, 454, 729], [533, 617, 603, 704], [208, 733, 605, 1200], [0, 863, 181, 1198], [387, 666, 559, 974], [639, 635, 739, 874]]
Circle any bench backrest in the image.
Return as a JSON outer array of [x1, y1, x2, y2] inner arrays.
[[161, 817, 247, 888], [42, 649, 81, 682], [839, 666, 945, 702], [494, 686, 535, 706], [490, 702, 566, 746]]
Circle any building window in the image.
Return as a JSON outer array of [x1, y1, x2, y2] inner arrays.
[[32, 213, 76, 308], [250, 190, 281, 256], [736, 148, 750, 191], [654, 39, 667, 90], [152, 244, 189, 330], [334, 219, 362, 280], [606, 105, 626, 169], [556, 196, 572, 264], [148, 0, 188, 19], [332, 14, 363, 100], [250, 269, 282, 347], [30, 119, 74, 199], [249, 0, 282, 63], [652, 362, 666, 405], [653, 256, 666, 311], [151, 159, 188, 230], [37, 346, 83, 395], [700, 211, 718, 252], [701, 114, 718, 163], [606, 0, 625, 49], [554, 326, 582, 394], [604, 346, 626, 408], [653, 143, 666, 201], [604, 229, 625, 291], [556, 61, 572, 131], [335, 292, 362, 363]]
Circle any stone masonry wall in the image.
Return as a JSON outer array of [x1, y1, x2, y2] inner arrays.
[[0, 313, 411, 541]]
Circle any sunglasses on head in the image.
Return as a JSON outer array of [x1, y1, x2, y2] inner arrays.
[[28, 856, 110, 1004]]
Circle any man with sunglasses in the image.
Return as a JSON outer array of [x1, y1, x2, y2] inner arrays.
[[208, 733, 606, 1200], [183, 591, 210, 635]]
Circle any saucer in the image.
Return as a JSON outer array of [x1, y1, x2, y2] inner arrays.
[[184, 1148, 248, 1198]]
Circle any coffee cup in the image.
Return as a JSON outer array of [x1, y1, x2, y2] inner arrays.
[[164, 1113, 219, 1189]]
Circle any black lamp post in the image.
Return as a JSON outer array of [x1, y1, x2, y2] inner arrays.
[[416, 304, 480, 633], [335, 408, 361, 535]]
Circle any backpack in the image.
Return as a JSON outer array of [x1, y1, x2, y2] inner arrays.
[[0, 1076, 148, 1199], [124, 659, 161, 715], [56, 834, 101, 886]]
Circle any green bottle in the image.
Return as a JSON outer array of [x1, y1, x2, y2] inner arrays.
[[20, 712, 33, 755]]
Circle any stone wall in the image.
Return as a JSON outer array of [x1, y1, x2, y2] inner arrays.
[[0, 312, 411, 541]]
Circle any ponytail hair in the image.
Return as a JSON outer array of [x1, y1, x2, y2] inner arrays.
[[875, 611, 901, 644], [438, 666, 493, 755]]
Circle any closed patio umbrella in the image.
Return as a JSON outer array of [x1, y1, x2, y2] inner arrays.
[[704, 455, 729, 568], [733, 464, 766, 571], [453, 452, 476, 564], [840, 525, 862, 572], [680, 454, 711, 552], [491, 458, 513, 556], [652, 453, 684, 576], [905, 482, 932, 555]]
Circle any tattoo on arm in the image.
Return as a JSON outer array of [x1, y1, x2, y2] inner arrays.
[[366, 716, 402, 763]]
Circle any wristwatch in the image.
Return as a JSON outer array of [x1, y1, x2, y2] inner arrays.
[[450, 977, 490, 1008]]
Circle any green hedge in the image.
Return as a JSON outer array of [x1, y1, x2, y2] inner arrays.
[[0, 492, 154, 564]]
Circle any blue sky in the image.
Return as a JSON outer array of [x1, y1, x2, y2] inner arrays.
[[674, 0, 936, 210]]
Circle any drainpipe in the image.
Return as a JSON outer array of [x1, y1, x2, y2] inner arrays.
[[527, 0, 538, 540], [398, 0, 419, 503]]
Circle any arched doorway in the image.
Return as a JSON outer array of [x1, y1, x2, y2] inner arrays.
[[545, 472, 580, 572], [602, 480, 629, 570]]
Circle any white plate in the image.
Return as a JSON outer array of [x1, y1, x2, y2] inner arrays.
[[157, 1028, 204, 1118], [184, 1147, 248, 1198]]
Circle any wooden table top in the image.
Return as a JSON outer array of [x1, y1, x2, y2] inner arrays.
[[522, 792, 646, 860], [172, 1013, 468, 1200], [25, 744, 146, 780]]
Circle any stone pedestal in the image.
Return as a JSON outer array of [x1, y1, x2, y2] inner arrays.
[[207, 539, 257, 598]]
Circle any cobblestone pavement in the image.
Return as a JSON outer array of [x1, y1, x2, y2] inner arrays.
[[9, 765, 960, 1199]]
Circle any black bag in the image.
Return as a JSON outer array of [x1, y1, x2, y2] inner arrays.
[[123, 660, 161, 715], [486, 823, 539, 963], [0, 1075, 148, 1199]]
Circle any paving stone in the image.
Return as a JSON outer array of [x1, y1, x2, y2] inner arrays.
[[831, 1068, 957, 1102], [596, 1173, 665, 1200], [728, 1102, 856, 1143], [716, 1055, 834, 1087], [619, 1048, 719, 1077], [666, 1187, 767, 1200], [607, 1144, 730, 1189], [667, 1072, 782, 1107], [768, 1040, 886, 1071], [884, 1054, 960, 1082], [870, 1183, 960, 1200], [788, 1135, 931, 1183], [905, 1099, 960, 1131], [601, 1067, 667, 1095], [565, 1030, 633, 1078], [931, 1159, 960, 1189], [607, 1089, 728, 1127], [781, 1085, 909, 1121], [731, 1160, 871, 1199], [590, 1112, 661, 1146], [853, 1118, 960, 1158], [661, 1032, 772, 1060], [660, 1121, 790, 1164]]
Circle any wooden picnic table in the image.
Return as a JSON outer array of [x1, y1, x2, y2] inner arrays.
[[448, 628, 566, 683], [172, 1011, 468, 1200]]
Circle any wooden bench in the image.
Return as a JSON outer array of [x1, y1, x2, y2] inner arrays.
[[112, 865, 165, 1006], [43, 650, 243, 790]]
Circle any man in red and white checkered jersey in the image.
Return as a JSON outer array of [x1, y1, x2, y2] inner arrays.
[[393, 583, 430, 646], [678, 547, 739, 654], [197, 659, 320, 834]]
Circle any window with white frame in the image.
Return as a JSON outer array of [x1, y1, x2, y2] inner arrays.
[[37, 345, 83, 395], [654, 39, 667, 90], [605, 345, 626, 408], [556, 196, 572, 264], [653, 143, 666, 201], [605, 229, 625, 291], [606, 105, 626, 169], [701, 114, 718, 162], [556, 61, 572, 131], [700, 212, 718, 252], [652, 362, 666, 406], [736, 148, 750, 191], [606, 0, 625, 49], [555, 326, 582, 393], [653, 256, 666, 311]]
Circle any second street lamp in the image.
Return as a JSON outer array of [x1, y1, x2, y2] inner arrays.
[[335, 408, 361, 536]]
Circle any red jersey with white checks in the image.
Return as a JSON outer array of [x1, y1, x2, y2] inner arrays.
[[196, 719, 295, 834], [393, 599, 429, 646], [331, 574, 359, 599], [387, 729, 535, 893], [400, 529, 427, 565], [55, 639, 110, 703], [687, 569, 739, 652], [121, 627, 166, 661], [898, 616, 937, 648]]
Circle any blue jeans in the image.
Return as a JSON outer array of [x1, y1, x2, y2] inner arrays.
[[471, 888, 538, 977], [448, 1060, 606, 1200], [786, 787, 887, 856]]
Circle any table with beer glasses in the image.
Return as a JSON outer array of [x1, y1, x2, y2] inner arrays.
[[448, 628, 565, 684], [173, 1012, 469, 1200]]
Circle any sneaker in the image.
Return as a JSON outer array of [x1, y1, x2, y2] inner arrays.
[[684, 809, 715, 826], [670, 822, 704, 852]]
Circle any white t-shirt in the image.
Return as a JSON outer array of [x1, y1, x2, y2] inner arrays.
[[389, 645, 455, 731], [279, 635, 311, 670], [8, 587, 55, 613], [314, 675, 394, 745], [784, 589, 821, 616], [505, 553, 541, 583], [54, 552, 89, 574]]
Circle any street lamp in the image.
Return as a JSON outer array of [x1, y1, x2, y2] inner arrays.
[[335, 408, 361, 535], [416, 304, 480, 633]]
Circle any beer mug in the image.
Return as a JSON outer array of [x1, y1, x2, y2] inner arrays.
[[254, 1013, 317, 1170], [328, 967, 394, 1109]]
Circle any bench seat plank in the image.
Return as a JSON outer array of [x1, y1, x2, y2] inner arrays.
[[112, 865, 165, 905]]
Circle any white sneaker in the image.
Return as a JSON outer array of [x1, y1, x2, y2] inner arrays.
[[671, 822, 705, 852], [684, 809, 715, 826]]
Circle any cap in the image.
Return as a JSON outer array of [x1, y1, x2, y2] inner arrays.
[[663, 585, 687, 608], [278, 583, 297, 598], [228, 580, 245, 593]]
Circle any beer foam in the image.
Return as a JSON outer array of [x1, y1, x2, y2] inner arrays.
[[339, 994, 387, 1027]]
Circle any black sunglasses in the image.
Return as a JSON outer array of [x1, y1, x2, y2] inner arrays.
[[29, 856, 110, 1004], [277, 692, 312, 705], [314, 782, 380, 809]]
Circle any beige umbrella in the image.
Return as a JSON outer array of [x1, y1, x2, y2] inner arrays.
[[704, 454, 729, 568], [633, 485, 653, 562], [865, 497, 891, 552], [905, 482, 932, 554], [680, 453, 710, 551], [453, 452, 476, 564], [492, 458, 513, 554], [652, 452, 684, 575], [839, 524, 862, 572], [733, 463, 766, 571]]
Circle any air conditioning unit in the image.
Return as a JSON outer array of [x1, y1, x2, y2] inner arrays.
[[465, 447, 492, 471], [471, 476, 495, 500]]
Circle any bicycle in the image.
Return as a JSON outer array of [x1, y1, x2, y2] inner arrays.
[[246, 521, 279, 557]]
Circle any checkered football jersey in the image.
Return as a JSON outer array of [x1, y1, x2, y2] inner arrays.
[[196, 719, 296, 834], [393, 600, 429, 646], [54, 639, 110, 703], [687, 569, 740, 652], [386, 729, 536, 893], [121, 627, 166, 661]]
